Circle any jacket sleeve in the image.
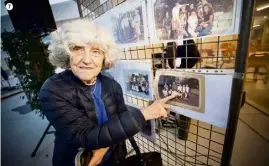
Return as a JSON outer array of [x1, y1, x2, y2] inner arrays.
[[39, 79, 146, 150]]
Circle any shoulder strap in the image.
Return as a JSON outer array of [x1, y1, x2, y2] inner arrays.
[[129, 137, 141, 156]]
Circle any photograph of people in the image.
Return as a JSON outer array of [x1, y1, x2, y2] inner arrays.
[[125, 70, 151, 98], [111, 5, 145, 45], [39, 20, 176, 166], [158, 75, 203, 111], [153, 0, 234, 40]]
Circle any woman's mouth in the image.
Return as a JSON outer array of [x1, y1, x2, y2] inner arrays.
[[79, 67, 92, 70]]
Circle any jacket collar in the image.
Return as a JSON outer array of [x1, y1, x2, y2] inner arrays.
[[65, 69, 111, 98]]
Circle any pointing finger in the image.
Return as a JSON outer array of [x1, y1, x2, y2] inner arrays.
[[160, 94, 177, 103]]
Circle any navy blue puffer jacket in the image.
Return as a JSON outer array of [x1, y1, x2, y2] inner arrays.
[[39, 70, 146, 166]]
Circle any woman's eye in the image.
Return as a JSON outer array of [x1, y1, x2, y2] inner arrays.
[[92, 50, 101, 55], [93, 50, 100, 53], [72, 46, 83, 51]]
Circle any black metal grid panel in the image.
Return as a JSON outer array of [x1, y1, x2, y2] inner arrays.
[[123, 88, 228, 166], [77, 0, 242, 165], [119, 36, 238, 166], [78, 0, 125, 20]]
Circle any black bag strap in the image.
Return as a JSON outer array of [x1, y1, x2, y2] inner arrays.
[[128, 137, 141, 156]]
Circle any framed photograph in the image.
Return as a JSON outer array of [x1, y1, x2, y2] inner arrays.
[[106, 60, 153, 100], [123, 69, 152, 100], [155, 70, 205, 113], [109, 0, 149, 48], [155, 69, 234, 128], [148, 0, 237, 43]]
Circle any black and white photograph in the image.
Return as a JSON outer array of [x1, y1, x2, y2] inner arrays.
[[124, 69, 152, 99], [156, 71, 205, 113], [149, 0, 236, 41], [106, 60, 153, 100], [109, 0, 149, 47]]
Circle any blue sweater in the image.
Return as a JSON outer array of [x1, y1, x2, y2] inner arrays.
[[90, 77, 111, 165]]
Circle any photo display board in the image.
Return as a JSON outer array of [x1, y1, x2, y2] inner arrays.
[[155, 69, 234, 128]]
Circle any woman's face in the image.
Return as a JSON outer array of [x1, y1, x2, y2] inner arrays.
[[69, 44, 105, 83]]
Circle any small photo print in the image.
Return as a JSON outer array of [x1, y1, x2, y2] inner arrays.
[[111, 6, 144, 44], [156, 72, 205, 113], [123, 69, 152, 99]]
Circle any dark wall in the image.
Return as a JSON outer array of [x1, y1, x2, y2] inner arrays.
[[1, 15, 14, 33]]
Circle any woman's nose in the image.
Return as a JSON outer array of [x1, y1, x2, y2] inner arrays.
[[82, 51, 92, 64]]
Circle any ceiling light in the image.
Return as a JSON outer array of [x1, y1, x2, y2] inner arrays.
[[264, 16, 267, 19], [253, 25, 260, 27], [257, 4, 269, 11]]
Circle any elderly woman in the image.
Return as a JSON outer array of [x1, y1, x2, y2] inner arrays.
[[39, 19, 175, 166]]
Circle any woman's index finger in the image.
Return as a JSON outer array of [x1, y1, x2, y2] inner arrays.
[[160, 94, 177, 103]]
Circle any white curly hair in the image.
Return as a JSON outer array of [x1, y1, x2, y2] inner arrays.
[[48, 19, 119, 69]]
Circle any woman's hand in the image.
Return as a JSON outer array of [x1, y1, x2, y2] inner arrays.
[[88, 147, 110, 166], [141, 94, 177, 120]]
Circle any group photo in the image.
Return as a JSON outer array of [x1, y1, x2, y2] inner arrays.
[[111, 5, 145, 44], [152, 0, 235, 40], [124, 69, 151, 98], [157, 74, 205, 113]]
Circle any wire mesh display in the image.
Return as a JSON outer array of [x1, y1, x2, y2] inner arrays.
[[118, 35, 238, 166], [77, 0, 240, 165]]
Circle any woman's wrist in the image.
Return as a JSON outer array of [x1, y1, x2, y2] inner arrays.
[[140, 100, 154, 121], [140, 109, 149, 121]]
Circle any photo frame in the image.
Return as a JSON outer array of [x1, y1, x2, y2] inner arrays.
[[148, 0, 238, 43], [108, 0, 149, 48], [91, 0, 149, 48], [155, 69, 234, 128], [107, 60, 154, 100], [155, 70, 205, 113], [123, 69, 152, 100]]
